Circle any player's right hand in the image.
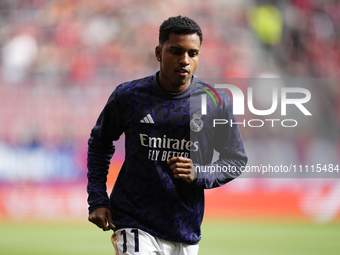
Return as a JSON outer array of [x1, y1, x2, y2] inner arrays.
[[88, 207, 116, 231]]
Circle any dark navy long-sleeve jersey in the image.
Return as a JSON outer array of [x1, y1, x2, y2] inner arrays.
[[87, 72, 247, 244]]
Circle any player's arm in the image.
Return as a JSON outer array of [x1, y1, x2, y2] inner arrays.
[[87, 88, 124, 229], [190, 92, 247, 189]]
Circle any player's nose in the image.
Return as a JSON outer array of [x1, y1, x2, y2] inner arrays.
[[179, 53, 189, 66]]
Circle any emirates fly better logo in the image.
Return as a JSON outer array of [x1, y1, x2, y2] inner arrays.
[[197, 84, 312, 128]]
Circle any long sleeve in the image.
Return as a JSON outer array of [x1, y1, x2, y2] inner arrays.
[[87, 89, 124, 213], [191, 88, 248, 189]]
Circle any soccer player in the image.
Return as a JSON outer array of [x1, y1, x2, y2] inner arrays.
[[87, 16, 247, 255]]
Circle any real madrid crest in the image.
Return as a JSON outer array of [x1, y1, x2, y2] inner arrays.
[[190, 113, 204, 132]]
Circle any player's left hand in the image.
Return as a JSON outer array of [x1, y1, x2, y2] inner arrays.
[[168, 157, 195, 183]]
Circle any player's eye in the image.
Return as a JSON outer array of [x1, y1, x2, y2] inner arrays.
[[170, 49, 180, 55], [189, 51, 199, 58]]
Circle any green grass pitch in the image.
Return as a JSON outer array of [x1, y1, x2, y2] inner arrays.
[[0, 219, 339, 255]]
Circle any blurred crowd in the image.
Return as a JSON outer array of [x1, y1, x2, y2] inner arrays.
[[1, 0, 340, 85], [0, 0, 339, 176]]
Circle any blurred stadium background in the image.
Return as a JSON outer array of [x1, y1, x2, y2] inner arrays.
[[0, 0, 339, 254]]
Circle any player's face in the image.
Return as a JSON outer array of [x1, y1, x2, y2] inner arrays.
[[156, 33, 201, 93]]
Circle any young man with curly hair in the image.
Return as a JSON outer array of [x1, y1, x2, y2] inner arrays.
[[87, 15, 247, 255]]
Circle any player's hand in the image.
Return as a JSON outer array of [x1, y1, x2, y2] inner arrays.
[[168, 157, 195, 183], [88, 207, 115, 231]]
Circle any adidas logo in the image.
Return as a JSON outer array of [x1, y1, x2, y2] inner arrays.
[[140, 114, 155, 124]]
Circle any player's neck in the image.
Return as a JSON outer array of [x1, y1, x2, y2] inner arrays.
[[158, 73, 191, 93]]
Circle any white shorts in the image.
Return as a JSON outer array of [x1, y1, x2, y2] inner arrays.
[[111, 228, 199, 255]]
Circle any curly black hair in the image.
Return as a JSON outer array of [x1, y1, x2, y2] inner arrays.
[[159, 16, 203, 45]]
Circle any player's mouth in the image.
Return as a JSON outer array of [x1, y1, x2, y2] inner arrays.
[[176, 68, 189, 77]]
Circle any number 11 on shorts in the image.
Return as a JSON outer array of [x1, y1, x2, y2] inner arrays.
[[111, 228, 139, 254]]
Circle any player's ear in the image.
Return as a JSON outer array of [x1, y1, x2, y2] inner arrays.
[[155, 46, 161, 62]]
